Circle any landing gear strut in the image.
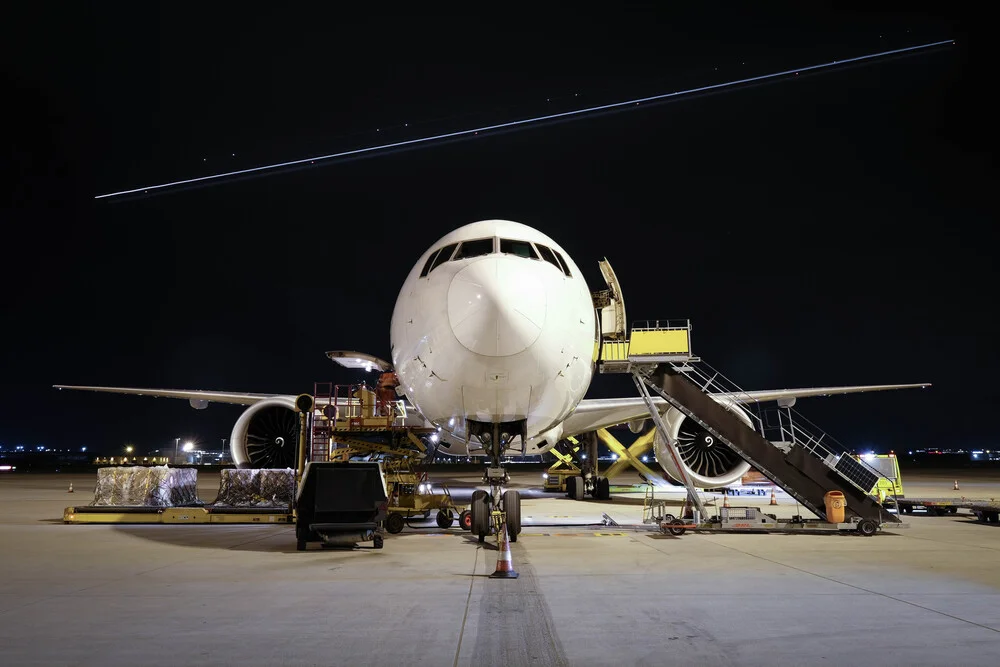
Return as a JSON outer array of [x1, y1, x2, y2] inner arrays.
[[566, 431, 611, 501], [470, 421, 523, 543]]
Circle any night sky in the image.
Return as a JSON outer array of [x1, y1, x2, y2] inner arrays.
[[4, 7, 994, 456]]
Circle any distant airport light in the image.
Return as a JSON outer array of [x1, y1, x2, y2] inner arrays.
[[641, 456, 648, 463], [182, 442, 195, 452]]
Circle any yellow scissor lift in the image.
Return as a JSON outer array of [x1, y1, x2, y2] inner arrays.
[[543, 429, 665, 494], [542, 439, 582, 492], [313, 382, 469, 534]]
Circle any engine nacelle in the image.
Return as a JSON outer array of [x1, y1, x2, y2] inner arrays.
[[652, 395, 752, 488], [230, 397, 300, 469]]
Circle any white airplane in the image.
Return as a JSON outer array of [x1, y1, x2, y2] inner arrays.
[[56, 220, 928, 537]]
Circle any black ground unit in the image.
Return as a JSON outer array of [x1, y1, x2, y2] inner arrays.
[[295, 462, 389, 550]]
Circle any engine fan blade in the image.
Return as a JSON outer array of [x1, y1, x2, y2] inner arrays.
[[676, 421, 742, 479], [246, 406, 300, 468]]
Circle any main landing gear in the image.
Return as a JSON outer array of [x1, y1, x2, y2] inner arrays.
[[468, 421, 522, 544], [565, 473, 611, 501], [565, 431, 611, 501]]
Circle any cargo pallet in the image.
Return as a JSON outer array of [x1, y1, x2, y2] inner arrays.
[[63, 505, 294, 524]]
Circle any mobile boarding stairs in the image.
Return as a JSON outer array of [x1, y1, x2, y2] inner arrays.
[[598, 320, 901, 530]]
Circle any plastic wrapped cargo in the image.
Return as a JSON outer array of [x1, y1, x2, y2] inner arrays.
[[91, 466, 199, 507], [213, 468, 295, 508]]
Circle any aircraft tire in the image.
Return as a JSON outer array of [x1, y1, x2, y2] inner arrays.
[[572, 476, 585, 501], [471, 490, 491, 537], [503, 490, 521, 542]]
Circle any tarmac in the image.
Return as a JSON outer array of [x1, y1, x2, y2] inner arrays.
[[1, 467, 999, 666]]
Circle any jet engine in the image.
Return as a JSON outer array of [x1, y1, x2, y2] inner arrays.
[[229, 397, 300, 469], [652, 396, 752, 488]]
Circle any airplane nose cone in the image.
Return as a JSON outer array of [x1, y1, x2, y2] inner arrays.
[[448, 257, 547, 357]]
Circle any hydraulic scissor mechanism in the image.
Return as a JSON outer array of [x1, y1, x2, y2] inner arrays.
[[467, 419, 525, 543]]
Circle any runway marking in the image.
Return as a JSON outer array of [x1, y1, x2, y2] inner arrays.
[[530, 532, 630, 537], [471, 544, 569, 666], [452, 540, 478, 667]]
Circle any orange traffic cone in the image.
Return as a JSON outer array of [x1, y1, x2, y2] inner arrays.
[[490, 522, 519, 579], [67, 482, 74, 493], [953, 480, 960, 491], [722, 491, 730, 509], [770, 487, 778, 506]]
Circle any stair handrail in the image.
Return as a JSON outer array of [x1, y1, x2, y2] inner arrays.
[[666, 359, 896, 497]]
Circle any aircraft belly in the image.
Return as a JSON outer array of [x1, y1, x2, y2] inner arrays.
[[461, 386, 531, 423]]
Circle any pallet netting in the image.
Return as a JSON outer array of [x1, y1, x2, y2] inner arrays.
[[213, 468, 295, 508], [91, 466, 200, 507]]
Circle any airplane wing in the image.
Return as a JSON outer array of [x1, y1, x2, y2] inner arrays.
[[52, 385, 427, 426], [53, 385, 279, 405], [559, 383, 930, 440]]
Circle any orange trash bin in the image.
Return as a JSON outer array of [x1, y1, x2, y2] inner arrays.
[[824, 490, 845, 523]]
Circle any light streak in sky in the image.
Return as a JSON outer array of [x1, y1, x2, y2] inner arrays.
[[96, 39, 953, 200]]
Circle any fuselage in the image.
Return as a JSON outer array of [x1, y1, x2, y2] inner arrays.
[[389, 220, 596, 456]]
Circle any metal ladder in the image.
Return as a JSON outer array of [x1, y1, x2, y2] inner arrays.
[[310, 382, 333, 463]]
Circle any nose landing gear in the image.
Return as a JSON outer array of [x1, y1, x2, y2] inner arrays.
[[468, 420, 524, 544]]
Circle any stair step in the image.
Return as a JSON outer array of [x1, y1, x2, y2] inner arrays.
[[645, 367, 896, 524]]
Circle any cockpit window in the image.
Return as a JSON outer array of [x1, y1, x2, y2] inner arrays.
[[552, 249, 572, 277], [428, 243, 458, 274], [535, 243, 562, 272], [453, 237, 495, 260], [419, 248, 441, 277], [500, 239, 539, 259]]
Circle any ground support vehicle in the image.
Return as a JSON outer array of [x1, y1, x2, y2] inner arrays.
[[657, 506, 906, 537], [294, 462, 389, 550]]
